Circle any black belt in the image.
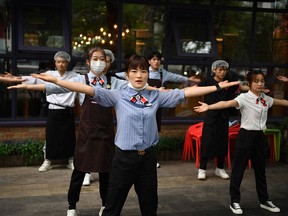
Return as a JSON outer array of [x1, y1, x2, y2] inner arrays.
[[116, 146, 155, 156]]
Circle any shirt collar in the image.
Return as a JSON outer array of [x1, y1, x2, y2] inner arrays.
[[149, 66, 160, 73], [247, 90, 265, 99], [88, 71, 104, 80], [126, 86, 148, 97]]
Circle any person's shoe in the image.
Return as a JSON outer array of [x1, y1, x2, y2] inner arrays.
[[260, 200, 280, 213], [230, 202, 243, 215], [38, 160, 52, 172], [67, 209, 79, 216], [197, 169, 206, 180], [156, 163, 160, 168], [99, 206, 105, 216], [82, 173, 91, 186], [67, 158, 74, 170], [215, 168, 229, 179]]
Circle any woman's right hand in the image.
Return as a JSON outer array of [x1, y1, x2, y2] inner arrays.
[[219, 80, 240, 89], [194, 101, 209, 113], [7, 83, 28, 90], [32, 73, 58, 83]]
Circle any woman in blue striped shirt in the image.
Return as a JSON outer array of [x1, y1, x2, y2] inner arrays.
[[29, 54, 239, 216]]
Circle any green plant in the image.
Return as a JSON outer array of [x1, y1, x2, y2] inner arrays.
[[154, 136, 184, 152], [280, 118, 288, 132], [0, 140, 44, 165]]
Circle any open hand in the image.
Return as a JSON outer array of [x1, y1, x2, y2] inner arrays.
[[188, 76, 201, 84], [219, 80, 240, 89], [194, 101, 209, 113], [7, 83, 28, 90], [277, 76, 288, 83], [32, 73, 57, 83]]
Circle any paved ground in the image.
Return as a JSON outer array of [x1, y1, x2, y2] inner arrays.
[[0, 160, 287, 216]]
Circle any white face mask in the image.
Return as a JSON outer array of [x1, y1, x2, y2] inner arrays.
[[90, 60, 106, 75]]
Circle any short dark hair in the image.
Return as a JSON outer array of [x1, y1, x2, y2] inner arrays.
[[246, 70, 265, 86], [86, 47, 106, 61], [147, 51, 162, 60], [125, 55, 149, 72]]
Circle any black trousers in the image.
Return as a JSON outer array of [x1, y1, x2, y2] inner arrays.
[[68, 169, 109, 207], [103, 147, 158, 216], [230, 129, 269, 204]]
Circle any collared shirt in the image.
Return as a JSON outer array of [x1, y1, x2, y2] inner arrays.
[[45, 71, 128, 105], [92, 87, 185, 150], [235, 90, 274, 131], [116, 66, 188, 85], [23, 70, 79, 109]]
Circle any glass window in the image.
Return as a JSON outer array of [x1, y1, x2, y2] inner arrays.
[[72, 0, 117, 57], [0, 58, 12, 118], [214, 10, 252, 64], [122, 4, 165, 58], [270, 13, 288, 65], [166, 0, 210, 4], [17, 0, 69, 52], [162, 64, 204, 118], [215, 1, 253, 7], [257, 1, 287, 9], [254, 12, 273, 63], [167, 9, 217, 59], [15, 59, 55, 118], [0, 0, 12, 54]]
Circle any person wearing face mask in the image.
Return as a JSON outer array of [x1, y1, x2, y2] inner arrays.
[[24, 54, 240, 216], [8, 47, 127, 216], [82, 49, 116, 186]]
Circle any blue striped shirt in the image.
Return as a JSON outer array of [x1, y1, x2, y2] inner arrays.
[[92, 87, 185, 150]]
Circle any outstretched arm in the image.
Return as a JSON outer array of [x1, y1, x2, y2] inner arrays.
[[188, 75, 201, 84], [0, 75, 27, 83], [239, 83, 270, 94], [32, 73, 95, 96], [277, 76, 288, 83], [183, 80, 240, 98], [194, 100, 238, 113], [7, 83, 45, 91], [273, 98, 288, 107]]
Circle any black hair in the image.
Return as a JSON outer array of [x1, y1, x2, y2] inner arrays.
[[125, 55, 149, 72], [86, 47, 106, 61], [246, 70, 265, 86], [147, 51, 162, 60]]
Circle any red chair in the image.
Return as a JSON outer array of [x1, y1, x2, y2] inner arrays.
[[227, 123, 240, 169], [182, 122, 203, 168]]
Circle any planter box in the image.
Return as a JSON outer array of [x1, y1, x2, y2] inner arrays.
[[157, 149, 182, 161], [0, 155, 26, 167], [0, 155, 43, 167]]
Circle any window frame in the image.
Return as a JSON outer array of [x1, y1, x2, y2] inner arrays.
[[167, 8, 218, 59], [16, 0, 70, 53]]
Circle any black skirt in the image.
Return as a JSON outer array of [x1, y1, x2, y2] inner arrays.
[[45, 108, 76, 159]]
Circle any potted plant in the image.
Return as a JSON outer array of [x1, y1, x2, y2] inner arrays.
[[0, 139, 44, 167], [155, 136, 184, 161]]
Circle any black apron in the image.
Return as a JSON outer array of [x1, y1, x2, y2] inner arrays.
[[74, 74, 115, 172], [46, 108, 76, 159], [199, 76, 239, 158]]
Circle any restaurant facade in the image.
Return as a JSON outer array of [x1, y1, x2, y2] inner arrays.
[[0, 0, 287, 141]]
